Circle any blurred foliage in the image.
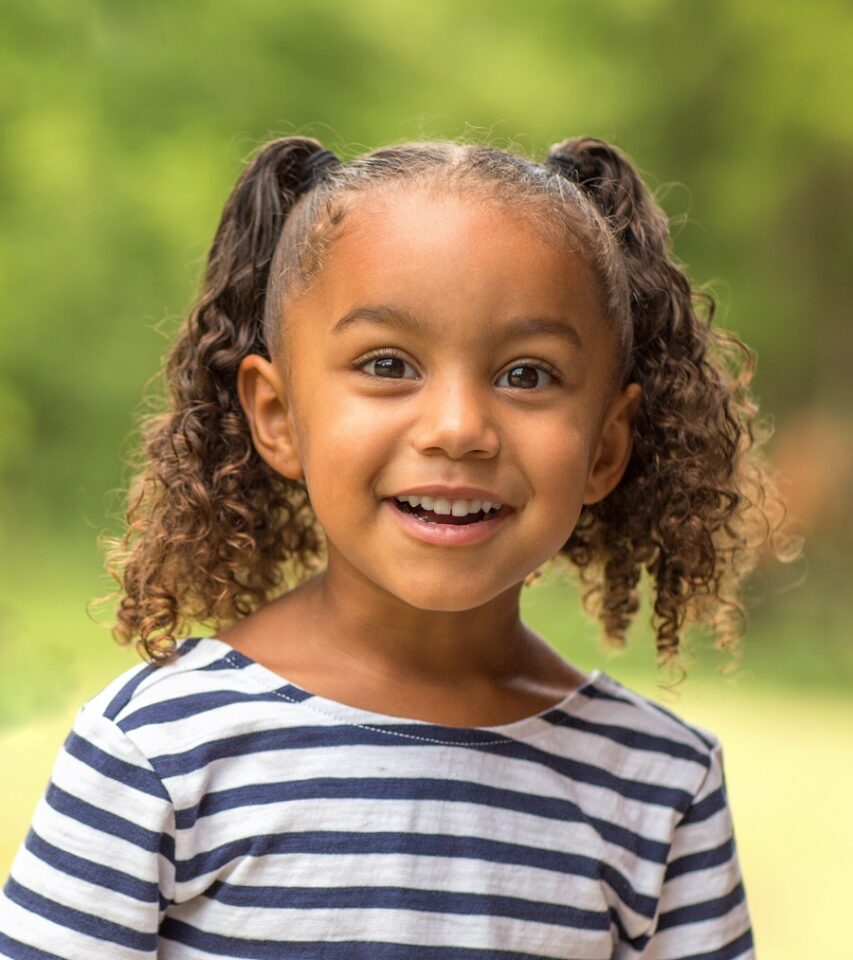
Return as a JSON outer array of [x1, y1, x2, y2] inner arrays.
[[0, 0, 851, 710]]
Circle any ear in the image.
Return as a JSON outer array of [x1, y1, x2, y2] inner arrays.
[[583, 382, 642, 505], [237, 354, 305, 481]]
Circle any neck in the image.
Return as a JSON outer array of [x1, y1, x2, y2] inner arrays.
[[295, 552, 537, 688]]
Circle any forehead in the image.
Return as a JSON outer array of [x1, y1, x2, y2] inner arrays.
[[287, 185, 606, 340]]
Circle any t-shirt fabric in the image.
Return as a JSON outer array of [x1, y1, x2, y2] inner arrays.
[[0, 636, 755, 959]]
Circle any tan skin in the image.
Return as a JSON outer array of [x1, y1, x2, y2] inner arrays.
[[220, 187, 642, 728]]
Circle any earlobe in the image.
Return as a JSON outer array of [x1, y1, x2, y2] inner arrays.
[[236, 354, 305, 481], [582, 383, 642, 505]]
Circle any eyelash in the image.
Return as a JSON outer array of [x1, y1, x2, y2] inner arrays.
[[353, 348, 564, 388], [354, 348, 411, 380]]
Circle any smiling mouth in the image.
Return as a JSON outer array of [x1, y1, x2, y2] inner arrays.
[[390, 497, 504, 526]]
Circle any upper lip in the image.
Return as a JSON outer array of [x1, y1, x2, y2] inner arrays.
[[388, 485, 511, 506]]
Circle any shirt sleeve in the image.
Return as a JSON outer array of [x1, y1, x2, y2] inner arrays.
[[639, 736, 756, 960], [0, 703, 175, 959]]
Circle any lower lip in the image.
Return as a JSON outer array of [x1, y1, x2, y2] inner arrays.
[[383, 499, 511, 546]]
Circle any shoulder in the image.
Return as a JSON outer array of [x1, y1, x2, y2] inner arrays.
[[75, 635, 321, 774], [81, 636, 233, 725], [74, 636, 266, 763], [567, 671, 724, 804], [584, 671, 719, 754], [66, 636, 265, 795]]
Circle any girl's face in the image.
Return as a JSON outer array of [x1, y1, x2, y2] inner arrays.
[[240, 187, 641, 613]]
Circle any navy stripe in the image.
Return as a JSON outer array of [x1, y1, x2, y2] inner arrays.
[[45, 782, 175, 864], [682, 785, 726, 825], [2, 877, 156, 952], [102, 663, 160, 722], [176, 829, 658, 918], [63, 727, 170, 802], [119, 688, 298, 732], [180, 636, 206, 654], [579, 684, 716, 752], [643, 701, 717, 751], [24, 828, 160, 903], [102, 636, 202, 721], [657, 881, 746, 931], [543, 712, 711, 768], [151, 724, 694, 812], [0, 932, 66, 959], [577, 685, 635, 706], [678, 928, 754, 960], [274, 682, 315, 704], [206, 879, 611, 930], [665, 837, 735, 880], [150, 725, 333, 777], [173, 774, 670, 864], [603, 870, 750, 951], [159, 915, 590, 959]]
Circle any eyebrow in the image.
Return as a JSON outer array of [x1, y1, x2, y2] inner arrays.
[[332, 305, 584, 350]]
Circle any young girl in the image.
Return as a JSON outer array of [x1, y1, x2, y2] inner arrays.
[[0, 134, 792, 958]]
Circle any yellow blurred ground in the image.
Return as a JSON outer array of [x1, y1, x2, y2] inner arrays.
[[2, 685, 849, 959]]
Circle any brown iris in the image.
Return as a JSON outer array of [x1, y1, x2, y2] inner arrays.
[[506, 365, 541, 388]]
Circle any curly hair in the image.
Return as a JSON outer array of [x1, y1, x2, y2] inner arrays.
[[101, 133, 800, 675]]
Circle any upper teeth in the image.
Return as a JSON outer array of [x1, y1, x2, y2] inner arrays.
[[395, 495, 502, 516]]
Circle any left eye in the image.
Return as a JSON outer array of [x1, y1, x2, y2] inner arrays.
[[359, 354, 418, 379], [496, 365, 557, 389]]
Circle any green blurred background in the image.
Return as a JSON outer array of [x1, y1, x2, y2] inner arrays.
[[1, 1, 850, 956]]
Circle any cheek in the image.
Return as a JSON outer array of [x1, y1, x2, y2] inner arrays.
[[317, 399, 403, 454], [531, 424, 592, 546], [528, 417, 592, 487], [298, 394, 402, 492]]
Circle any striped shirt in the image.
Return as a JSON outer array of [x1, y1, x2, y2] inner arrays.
[[0, 636, 755, 959]]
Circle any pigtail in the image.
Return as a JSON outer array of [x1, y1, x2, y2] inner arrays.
[[101, 137, 328, 665], [98, 130, 796, 678], [549, 136, 797, 676]]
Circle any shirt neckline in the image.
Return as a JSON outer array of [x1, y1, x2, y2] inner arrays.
[[194, 636, 607, 744]]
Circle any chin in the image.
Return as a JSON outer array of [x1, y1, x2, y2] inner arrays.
[[385, 576, 513, 614]]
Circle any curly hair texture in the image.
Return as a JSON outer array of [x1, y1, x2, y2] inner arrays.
[[102, 133, 799, 674]]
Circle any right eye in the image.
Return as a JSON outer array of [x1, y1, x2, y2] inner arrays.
[[356, 350, 419, 380]]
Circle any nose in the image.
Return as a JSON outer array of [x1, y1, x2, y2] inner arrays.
[[412, 373, 500, 460]]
